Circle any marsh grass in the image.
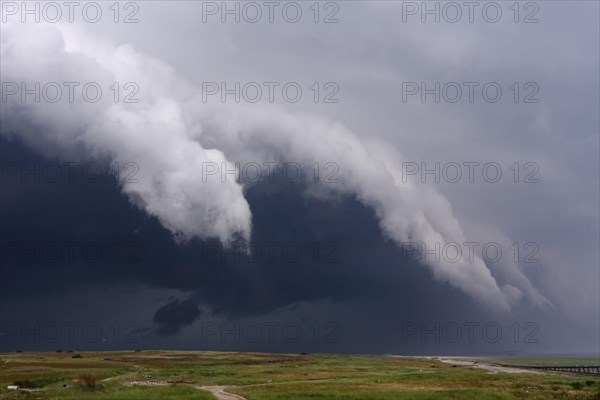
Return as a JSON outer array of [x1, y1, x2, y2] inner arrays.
[[0, 351, 598, 399]]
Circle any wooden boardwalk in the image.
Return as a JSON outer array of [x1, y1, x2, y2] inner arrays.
[[506, 365, 600, 375]]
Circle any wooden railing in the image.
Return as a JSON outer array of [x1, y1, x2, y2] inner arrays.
[[505, 365, 600, 375]]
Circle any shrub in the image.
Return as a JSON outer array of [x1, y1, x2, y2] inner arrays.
[[13, 380, 39, 389], [72, 354, 83, 359], [77, 374, 97, 390], [14, 379, 57, 388], [570, 381, 583, 390]]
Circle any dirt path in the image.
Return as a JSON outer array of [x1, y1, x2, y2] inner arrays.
[[198, 386, 247, 400], [122, 381, 247, 399], [436, 357, 544, 374]]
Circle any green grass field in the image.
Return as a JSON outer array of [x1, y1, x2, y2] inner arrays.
[[0, 351, 598, 399]]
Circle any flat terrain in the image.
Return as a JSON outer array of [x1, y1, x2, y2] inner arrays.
[[0, 351, 598, 399]]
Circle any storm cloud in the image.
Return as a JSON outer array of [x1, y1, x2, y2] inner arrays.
[[153, 297, 201, 336], [0, 1, 597, 355], [0, 20, 552, 311]]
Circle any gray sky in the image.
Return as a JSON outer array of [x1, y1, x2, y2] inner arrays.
[[0, 1, 598, 355]]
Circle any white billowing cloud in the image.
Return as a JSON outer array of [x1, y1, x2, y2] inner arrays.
[[191, 103, 515, 310], [1, 23, 251, 245], [1, 21, 553, 312]]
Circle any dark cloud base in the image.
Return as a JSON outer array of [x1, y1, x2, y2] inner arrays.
[[0, 137, 596, 355]]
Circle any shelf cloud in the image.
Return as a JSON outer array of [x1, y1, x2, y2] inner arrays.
[[1, 21, 555, 312]]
